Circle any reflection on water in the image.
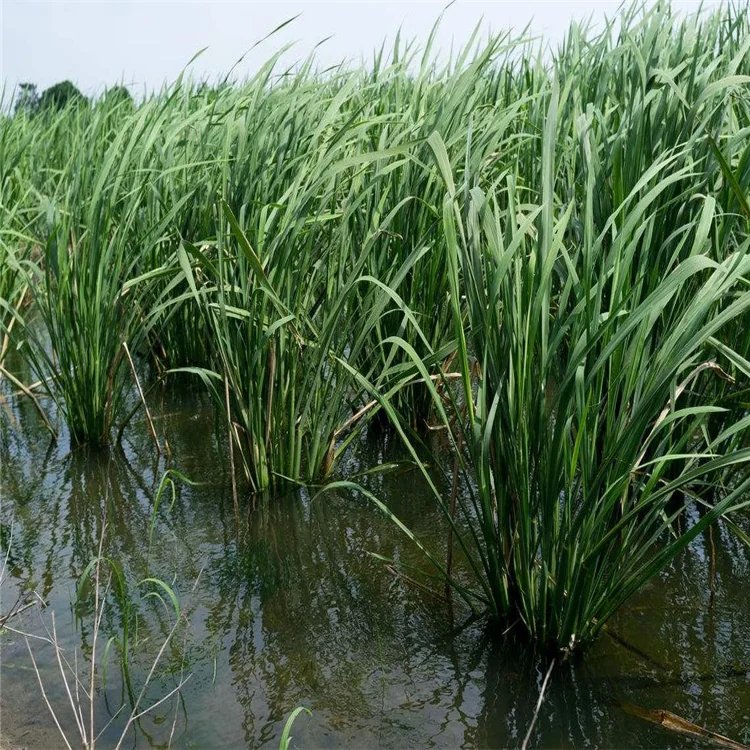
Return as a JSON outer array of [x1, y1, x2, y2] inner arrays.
[[1, 376, 749, 748]]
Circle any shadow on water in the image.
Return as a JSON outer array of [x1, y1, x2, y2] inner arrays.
[[1, 376, 749, 748]]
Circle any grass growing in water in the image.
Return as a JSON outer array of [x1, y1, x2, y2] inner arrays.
[[0, 3, 749, 655]]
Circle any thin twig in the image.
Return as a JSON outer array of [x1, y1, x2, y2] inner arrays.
[[521, 659, 555, 750], [384, 564, 449, 603], [116, 378, 160, 446], [128, 673, 192, 724], [25, 637, 74, 750], [621, 703, 749, 749], [334, 399, 377, 439], [225, 375, 239, 513], [603, 626, 669, 672], [0, 377, 49, 401], [113, 616, 185, 750], [74, 650, 83, 735], [0, 597, 36, 625], [4, 624, 58, 643], [445, 450, 460, 595], [169, 629, 191, 748], [89, 522, 108, 748], [51, 613, 88, 745], [37, 609, 92, 703], [708, 524, 717, 608], [123, 341, 163, 456], [334, 373, 463, 439], [93, 705, 127, 744], [0, 363, 55, 435], [0, 524, 12, 582]]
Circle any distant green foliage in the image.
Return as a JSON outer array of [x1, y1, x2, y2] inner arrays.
[[38, 80, 87, 110], [13, 82, 38, 114], [100, 84, 134, 110]]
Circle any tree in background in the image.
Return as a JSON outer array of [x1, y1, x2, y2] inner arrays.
[[14, 82, 39, 114], [37, 80, 87, 110], [99, 84, 134, 110]]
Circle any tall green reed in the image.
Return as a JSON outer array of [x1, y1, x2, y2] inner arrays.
[[351, 122, 750, 654], [6, 101, 187, 445]]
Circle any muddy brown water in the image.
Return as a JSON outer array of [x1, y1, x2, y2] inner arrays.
[[1, 369, 749, 748]]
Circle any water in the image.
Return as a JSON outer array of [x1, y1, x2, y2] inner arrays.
[[1, 373, 749, 749]]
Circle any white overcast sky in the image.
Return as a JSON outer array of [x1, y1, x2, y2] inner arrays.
[[0, 0, 721, 98]]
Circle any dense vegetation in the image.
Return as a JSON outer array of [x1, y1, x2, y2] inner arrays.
[[2, 3, 750, 656]]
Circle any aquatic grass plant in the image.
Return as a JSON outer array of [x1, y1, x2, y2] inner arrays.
[[0, 113, 35, 363], [21, 523, 191, 749], [179, 193, 431, 492], [279, 706, 312, 750], [340, 30, 535, 427], [318, 3, 750, 655], [347, 123, 750, 654], [4, 101, 192, 445], [0, 226, 27, 365]]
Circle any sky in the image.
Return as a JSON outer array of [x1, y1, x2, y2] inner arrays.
[[0, 0, 722, 99]]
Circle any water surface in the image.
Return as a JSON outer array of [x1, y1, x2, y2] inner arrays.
[[1, 373, 749, 748]]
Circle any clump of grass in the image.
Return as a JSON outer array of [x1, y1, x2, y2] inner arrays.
[[323, 3, 750, 656], [350, 125, 750, 655], [0, 118, 33, 363], [5, 102, 186, 445], [0, 234, 27, 365], [179, 191, 428, 492]]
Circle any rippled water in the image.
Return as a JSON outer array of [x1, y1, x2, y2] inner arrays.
[[1, 366, 749, 748]]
